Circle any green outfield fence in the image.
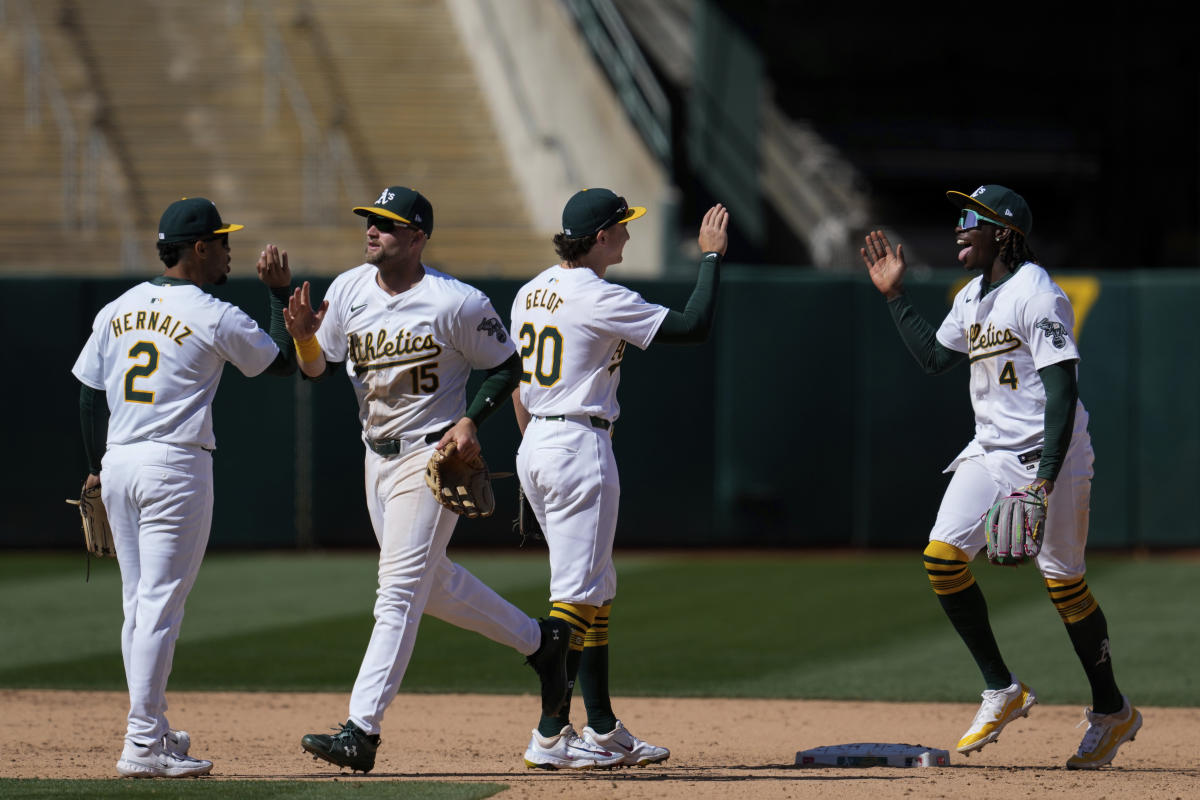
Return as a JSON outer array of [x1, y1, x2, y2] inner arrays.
[[6, 268, 1197, 551]]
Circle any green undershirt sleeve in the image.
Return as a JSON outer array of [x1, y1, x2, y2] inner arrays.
[[79, 384, 108, 475], [653, 253, 721, 343], [887, 294, 965, 375], [261, 285, 298, 377], [1036, 360, 1078, 482], [465, 351, 522, 426]]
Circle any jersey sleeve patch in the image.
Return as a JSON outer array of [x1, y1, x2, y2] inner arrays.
[[1035, 318, 1070, 349], [476, 316, 509, 343]]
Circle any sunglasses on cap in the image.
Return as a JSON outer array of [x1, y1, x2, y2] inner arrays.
[[595, 197, 631, 232], [957, 209, 1003, 230], [365, 214, 420, 234]]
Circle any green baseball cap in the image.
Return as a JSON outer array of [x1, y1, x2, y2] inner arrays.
[[353, 186, 434, 238], [157, 197, 244, 244], [561, 188, 646, 239], [946, 184, 1032, 237]]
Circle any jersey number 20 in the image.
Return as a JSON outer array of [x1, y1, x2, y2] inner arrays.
[[517, 323, 562, 386]]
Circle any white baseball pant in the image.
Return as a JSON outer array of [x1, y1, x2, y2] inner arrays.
[[930, 432, 1095, 579], [102, 440, 214, 747], [348, 443, 538, 735]]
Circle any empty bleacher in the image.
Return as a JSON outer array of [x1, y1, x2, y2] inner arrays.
[[0, 0, 550, 277]]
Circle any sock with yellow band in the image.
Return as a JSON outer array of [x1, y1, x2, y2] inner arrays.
[[924, 541, 1011, 689], [1046, 576, 1123, 713], [578, 603, 617, 735], [538, 602, 597, 738]]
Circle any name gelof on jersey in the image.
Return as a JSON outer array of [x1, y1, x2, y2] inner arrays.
[[348, 327, 442, 366], [525, 288, 564, 314], [968, 322, 1020, 356], [110, 310, 193, 346]]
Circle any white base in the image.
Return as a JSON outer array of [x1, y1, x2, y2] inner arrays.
[[796, 742, 951, 767]]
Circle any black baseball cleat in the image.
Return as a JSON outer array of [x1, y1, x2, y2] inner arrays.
[[301, 720, 379, 773], [526, 617, 571, 717]]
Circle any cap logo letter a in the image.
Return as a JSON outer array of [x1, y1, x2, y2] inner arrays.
[[376, 189, 394, 205]]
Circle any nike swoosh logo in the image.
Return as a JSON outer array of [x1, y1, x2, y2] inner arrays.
[[350, 303, 368, 315], [567, 745, 613, 755]]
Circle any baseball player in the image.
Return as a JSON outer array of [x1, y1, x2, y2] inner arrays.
[[284, 186, 565, 774], [511, 189, 729, 770], [862, 185, 1141, 768], [71, 197, 297, 777]]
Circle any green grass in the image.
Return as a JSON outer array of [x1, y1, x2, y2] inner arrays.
[[1, 550, 1196, 706], [0, 779, 505, 799]]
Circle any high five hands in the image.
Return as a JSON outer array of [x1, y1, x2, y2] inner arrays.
[[698, 204, 730, 257], [861, 230, 906, 300]]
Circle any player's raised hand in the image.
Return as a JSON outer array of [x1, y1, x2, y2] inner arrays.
[[283, 280, 328, 340], [862, 230, 906, 299], [697, 203, 729, 257], [257, 244, 292, 288]]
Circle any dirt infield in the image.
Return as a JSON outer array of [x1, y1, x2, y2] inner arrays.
[[3, 690, 1196, 798]]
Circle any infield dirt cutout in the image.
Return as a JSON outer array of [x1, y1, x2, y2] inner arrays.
[[3, 690, 1196, 798]]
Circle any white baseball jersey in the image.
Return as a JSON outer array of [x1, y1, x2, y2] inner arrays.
[[71, 278, 281, 450], [510, 264, 669, 421], [316, 263, 516, 442], [936, 262, 1086, 452]]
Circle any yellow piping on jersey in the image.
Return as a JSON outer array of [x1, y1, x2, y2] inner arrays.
[[967, 341, 1023, 364]]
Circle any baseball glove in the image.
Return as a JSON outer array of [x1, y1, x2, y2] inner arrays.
[[424, 441, 496, 518], [66, 485, 116, 559], [984, 483, 1048, 566], [513, 482, 544, 547]]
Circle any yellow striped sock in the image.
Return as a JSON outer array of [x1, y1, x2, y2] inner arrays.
[[924, 541, 976, 595], [585, 604, 611, 648], [1045, 576, 1099, 624], [550, 602, 597, 651]]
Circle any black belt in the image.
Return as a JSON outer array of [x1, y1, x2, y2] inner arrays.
[[366, 431, 441, 456], [537, 414, 611, 430]]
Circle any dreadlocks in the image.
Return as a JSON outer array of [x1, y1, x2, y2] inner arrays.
[[1000, 230, 1038, 271]]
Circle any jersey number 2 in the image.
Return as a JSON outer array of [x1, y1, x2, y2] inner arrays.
[[518, 323, 562, 386], [124, 341, 158, 404]]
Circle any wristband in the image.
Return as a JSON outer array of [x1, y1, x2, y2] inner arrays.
[[294, 336, 322, 362]]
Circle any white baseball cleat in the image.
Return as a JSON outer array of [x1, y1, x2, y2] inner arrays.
[[523, 724, 626, 770], [166, 729, 190, 755], [582, 720, 670, 766], [1066, 696, 1143, 769], [957, 675, 1038, 754], [117, 735, 212, 778]]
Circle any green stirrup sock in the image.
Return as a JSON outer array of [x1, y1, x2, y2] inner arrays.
[[937, 582, 1012, 690], [537, 647, 582, 738], [579, 644, 616, 734]]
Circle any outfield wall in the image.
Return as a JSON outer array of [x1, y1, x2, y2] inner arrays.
[[7, 269, 1196, 551]]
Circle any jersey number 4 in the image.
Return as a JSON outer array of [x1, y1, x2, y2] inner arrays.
[[517, 323, 562, 386], [998, 360, 1019, 390], [124, 341, 158, 404]]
